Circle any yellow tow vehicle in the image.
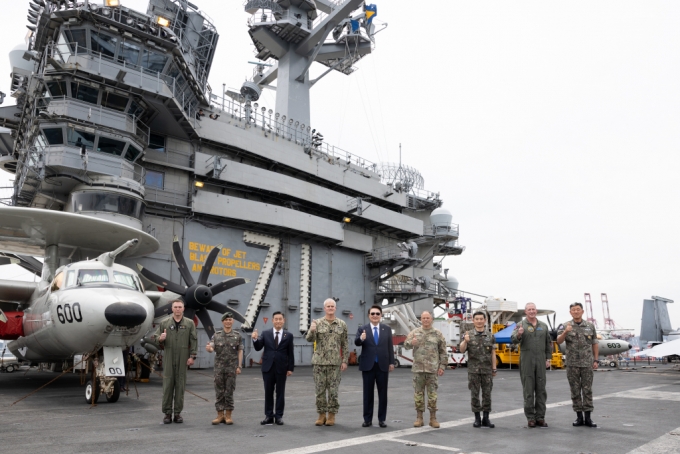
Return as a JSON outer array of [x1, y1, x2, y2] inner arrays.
[[491, 324, 564, 369]]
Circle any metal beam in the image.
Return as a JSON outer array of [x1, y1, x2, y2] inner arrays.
[[295, 0, 364, 56], [252, 28, 289, 59], [315, 42, 372, 61], [315, 0, 337, 14], [257, 63, 279, 86]]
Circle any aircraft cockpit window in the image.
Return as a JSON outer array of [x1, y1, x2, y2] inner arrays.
[[78, 269, 109, 284], [65, 270, 76, 288], [51, 272, 65, 292], [113, 272, 140, 291]]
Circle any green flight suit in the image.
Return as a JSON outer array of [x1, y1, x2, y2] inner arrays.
[[511, 319, 552, 422], [154, 317, 198, 415]]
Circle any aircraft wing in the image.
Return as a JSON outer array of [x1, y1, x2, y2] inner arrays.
[[0, 279, 38, 304], [633, 339, 680, 358]]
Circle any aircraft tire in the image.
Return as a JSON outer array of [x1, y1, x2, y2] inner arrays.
[[6, 365, 15, 373], [608, 361, 616, 368], [394, 359, 400, 368], [106, 380, 121, 403], [85, 379, 100, 404]]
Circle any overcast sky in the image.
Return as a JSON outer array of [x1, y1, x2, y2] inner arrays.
[[1, 0, 678, 334]]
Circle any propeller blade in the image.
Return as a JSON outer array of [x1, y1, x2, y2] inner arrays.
[[196, 310, 216, 340], [210, 277, 250, 296], [172, 236, 195, 287], [184, 307, 196, 321], [137, 265, 186, 295], [198, 243, 222, 286], [154, 303, 173, 318], [206, 300, 246, 324]]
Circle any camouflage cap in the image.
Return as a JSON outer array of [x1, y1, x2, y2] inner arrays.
[[221, 312, 234, 321]]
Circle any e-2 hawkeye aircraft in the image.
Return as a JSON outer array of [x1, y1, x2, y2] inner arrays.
[[0, 207, 247, 403]]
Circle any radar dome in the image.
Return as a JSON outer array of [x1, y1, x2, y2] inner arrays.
[[9, 44, 35, 74], [443, 275, 459, 291], [430, 207, 452, 229]]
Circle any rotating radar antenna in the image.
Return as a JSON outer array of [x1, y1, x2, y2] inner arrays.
[[378, 162, 424, 194]]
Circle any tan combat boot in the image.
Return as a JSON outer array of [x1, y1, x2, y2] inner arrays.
[[315, 413, 326, 426], [429, 411, 440, 428], [224, 410, 233, 425], [325, 413, 336, 426], [414, 411, 424, 427], [212, 411, 225, 425]]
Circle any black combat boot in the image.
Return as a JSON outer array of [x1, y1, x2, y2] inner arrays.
[[573, 411, 584, 427], [482, 411, 495, 428], [584, 411, 597, 428], [473, 412, 481, 428]]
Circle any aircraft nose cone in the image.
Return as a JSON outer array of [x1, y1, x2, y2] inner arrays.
[[628, 344, 633, 350], [105, 302, 148, 328]]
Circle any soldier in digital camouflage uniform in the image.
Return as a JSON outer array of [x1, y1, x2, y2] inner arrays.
[[403, 311, 448, 428], [206, 312, 243, 425], [305, 298, 349, 426], [154, 300, 198, 424], [459, 311, 497, 428], [511, 302, 553, 428], [556, 302, 599, 428]]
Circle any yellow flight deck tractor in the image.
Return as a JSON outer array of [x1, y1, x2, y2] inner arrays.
[[491, 324, 564, 369]]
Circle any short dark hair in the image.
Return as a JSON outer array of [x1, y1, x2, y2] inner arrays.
[[569, 302, 583, 309], [472, 311, 486, 320], [272, 311, 284, 318], [171, 299, 184, 306], [368, 305, 382, 315]]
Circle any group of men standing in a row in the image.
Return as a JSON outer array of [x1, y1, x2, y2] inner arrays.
[[153, 299, 600, 431]]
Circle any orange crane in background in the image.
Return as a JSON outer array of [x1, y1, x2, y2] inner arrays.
[[584, 293, 599, 328], [601, 293, 616, 330]]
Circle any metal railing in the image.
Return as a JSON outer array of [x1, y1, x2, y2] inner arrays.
[[423, 223, 460, 237], [143, 187, 191, 209], [366, 246, 411, 263]]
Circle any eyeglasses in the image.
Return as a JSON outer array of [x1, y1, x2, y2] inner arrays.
[[369, 312, 381, 316]]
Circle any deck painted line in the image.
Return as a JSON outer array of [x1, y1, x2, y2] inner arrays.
[[614, 390, 680, 401], [268, 383, 676, 454], [627, 426, 680, 454], [389, 439, 464, 452]]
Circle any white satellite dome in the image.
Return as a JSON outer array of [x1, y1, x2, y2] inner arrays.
[[430, 207, 452, 228], [443, 275, 459, 291], [9, 43, 35, 74]]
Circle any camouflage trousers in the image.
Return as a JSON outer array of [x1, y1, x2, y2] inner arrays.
[[313, 365, 342, 414], [468, 373, 493, 412], [214, 369, 236, 411], [413, 372, 438, 412], [567, 366, 594, 412]]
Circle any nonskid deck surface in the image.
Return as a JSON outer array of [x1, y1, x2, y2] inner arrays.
[[1, 366, 679, 454]]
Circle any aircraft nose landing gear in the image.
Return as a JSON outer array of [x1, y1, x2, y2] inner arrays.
[[84, 352, 123, 404]]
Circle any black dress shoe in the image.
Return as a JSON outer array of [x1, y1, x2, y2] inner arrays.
[[261, 417, 274, 425], [379, 421, 387, 428], [275, 418, 284, 425], [362, 421, 372, 427]]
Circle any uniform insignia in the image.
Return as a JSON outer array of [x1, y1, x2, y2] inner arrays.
[[587, 335, 591, 340], [527, 326, 535, 333], [170, 325, 175, 330], [536, 327, 543, 331], [558, 324, 564, 330]]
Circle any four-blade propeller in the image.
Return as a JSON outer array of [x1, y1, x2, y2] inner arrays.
[[137, 236, 249, 339]]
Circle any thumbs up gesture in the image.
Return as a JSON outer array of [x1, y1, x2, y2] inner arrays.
[[565, 323, 573, 332], [159, 329, 167, 342], [205, 341, 213, 352], [310, 320, 317, 332], [464, 332, 470, 342], [251, 329, 258, 341], [360, 330, 367, 341], [518, 325, 524, 336]]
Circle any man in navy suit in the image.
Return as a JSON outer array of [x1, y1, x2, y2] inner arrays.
[[252, 311, 295, 425], [355, 305, 394, 428]]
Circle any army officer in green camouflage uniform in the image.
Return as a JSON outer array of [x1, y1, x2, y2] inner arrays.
[[305, 298, 349, 427], [556, 302, 599, 428], [206, 312, 243, 426], [459, 311, 497, 428], [154, 299, 198, 424], [403, 311, 448, 429], [511, 302, 552, 428]]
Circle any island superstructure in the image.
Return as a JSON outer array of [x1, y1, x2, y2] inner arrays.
[[0, 0, 465, 366]]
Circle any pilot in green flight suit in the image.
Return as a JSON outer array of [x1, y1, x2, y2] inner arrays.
[[154, 299, 198, 424], [511, 302, 553, 428]]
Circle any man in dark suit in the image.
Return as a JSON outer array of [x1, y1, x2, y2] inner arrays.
[[354, 305, 395, 428], [252, 311, 295, 425]]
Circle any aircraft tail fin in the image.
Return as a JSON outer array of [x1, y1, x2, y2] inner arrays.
[[640, 296, 674, 343]]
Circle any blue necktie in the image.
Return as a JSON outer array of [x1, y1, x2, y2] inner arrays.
[[374, 327, 379, 363]]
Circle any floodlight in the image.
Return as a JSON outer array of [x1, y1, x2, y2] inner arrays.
[[194, 181, 204, 188], [102, 8, 111, 16], [253, 103, 258, 109], [343, 217, 351, 223], [156, 16, 170, 27], [268, 109, 273, 115], [105, 0, 120, 6]]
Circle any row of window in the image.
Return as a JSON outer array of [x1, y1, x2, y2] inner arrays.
[[46, 80, 146, 119], [53, 268, 143, 291], [38, 126, 143, 162]]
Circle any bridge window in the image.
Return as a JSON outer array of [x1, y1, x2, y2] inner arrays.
[[71, 192, 145, 219], [101, 92, 128, 112], [118, 41, 141, 67], [125, 145, 142, 162], [67, 129, 96, 151], [43, 128, 64, 145], [145, 170, 164, 189], [46, 81, 67, 97], [91, 31, 117, 59], [97, 136, 127, 156], [148, 133, 165, 152], [78, 269, 109, 284], [64, 29, 87, 52], [127, 100, 144, 119], [71, 82, 99, 104], [141, 49, 168, 73]]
